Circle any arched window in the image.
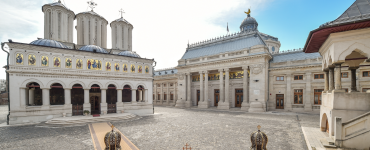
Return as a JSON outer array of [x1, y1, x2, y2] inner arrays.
[[27, 82, 42, 106], [272, 46, 275, 52], [50, 83, 64, 105], [122, 85, 131, 102]]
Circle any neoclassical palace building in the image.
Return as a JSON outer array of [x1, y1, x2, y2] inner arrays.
[[2, 1, 154, 125], [153, 2, 370, 114]]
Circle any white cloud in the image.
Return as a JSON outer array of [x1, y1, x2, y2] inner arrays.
[[0, 0, 272, 79]]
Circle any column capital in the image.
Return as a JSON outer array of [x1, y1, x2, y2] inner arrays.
[[224, 68, 230, 72], [348, 66, 359, 70], [83, 88, 90, 90], [218, 69, 224, 72], [64, 88, 72, 90], [199, 71, 203, 74], [131, 89, 137, 91], [100, 88, 108, 90], [242, 66, 248, 70], [186, 72, 192, 75], [116, 88, 123, 90], [41, 88, 50, 90], [204, 71, 209, 74]]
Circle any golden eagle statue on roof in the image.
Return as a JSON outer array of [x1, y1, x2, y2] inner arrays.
[[244, 9, 251, 15]]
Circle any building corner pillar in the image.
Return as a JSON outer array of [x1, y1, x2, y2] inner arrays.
[[241, 67, 250, 111]]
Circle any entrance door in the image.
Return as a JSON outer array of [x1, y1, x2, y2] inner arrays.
[[214, 89, 220, 106], [197, 90, 200, 105], [276, 94, 284, 109], [235, 89, 243, 107], [71, 86, 84, 116], [90, 94, 101, 114]]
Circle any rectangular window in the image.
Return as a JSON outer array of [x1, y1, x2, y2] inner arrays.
[[362, 88, 370, 93], [314, 89, 324, 105], [276, 76, 284, 81], [341, 72, 348, 78], [294, 89, 303, 104], [314, 74, 324, 79], [294, 75, 303, 80], [363, 71, 370, 77]]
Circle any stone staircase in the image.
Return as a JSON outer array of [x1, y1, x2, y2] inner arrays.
[[42, 113, 138, 126]]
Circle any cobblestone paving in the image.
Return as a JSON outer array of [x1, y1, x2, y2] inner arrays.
[[0, 106, 319, 150], [112, 107, 320, 150]]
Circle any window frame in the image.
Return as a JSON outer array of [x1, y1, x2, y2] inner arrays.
[[363, 71, 370, 77], [276, 76, 284, 81], [341, 72, 348, 78], [314, 74, 324, 79], [314, 89, 324, 105], [294, 75, 303, 80], [362, 88, 370, 93], [293, 89, 303, 104]]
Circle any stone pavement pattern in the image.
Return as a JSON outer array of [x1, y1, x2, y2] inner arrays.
[[0, 106, 320, 150]]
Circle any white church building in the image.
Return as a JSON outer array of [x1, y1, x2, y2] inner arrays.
[[3, 1, 154, 125]]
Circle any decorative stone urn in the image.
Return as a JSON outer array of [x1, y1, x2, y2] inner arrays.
[[104, 125, 121, 150], [250, 125, 268, 150]]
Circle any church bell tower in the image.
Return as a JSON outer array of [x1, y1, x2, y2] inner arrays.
[[42, 0, 75, 43], [110, 9, 133, 51]]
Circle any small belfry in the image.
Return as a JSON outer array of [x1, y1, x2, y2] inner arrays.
[[110, 8, 133, 51]]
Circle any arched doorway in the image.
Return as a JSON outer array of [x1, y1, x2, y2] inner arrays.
[[122, 85, 131, 102], [90, 84, 101, 114], [71, 84, 84, 116], [321, 113, 329, 133], [27, 82, 42, 106], [137, 85, 144, 102], [107, 84, 117, 113], [50, 83, 64, 105]]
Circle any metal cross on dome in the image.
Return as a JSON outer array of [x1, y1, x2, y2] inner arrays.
[[87, 0, 97, 11], [119, 8, 125, 18]]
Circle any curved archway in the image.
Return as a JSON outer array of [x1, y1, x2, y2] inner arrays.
[[122, 85, 132, 102], [26, 82, 43, 106], [50, 83, 64, 105], [104, 81, 119, 89], [46, 79, 67, 88], [321, 113, 329, 133], [71, 83, 84, 116], [68, 81, 87, 89], [21, 78, 45, 88]]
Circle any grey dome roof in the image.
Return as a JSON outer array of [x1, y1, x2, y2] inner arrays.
[[240, 14, 258, 30], [79, 45, 108, 53], [30, 39, 68, 49], [118, 51, 141, 58]]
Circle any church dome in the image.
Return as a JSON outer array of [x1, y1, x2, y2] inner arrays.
[[79, 45, 108, 53], [30, 39, 68, 49], [118, 51, 140, 58], [240, 14, 258, 32]]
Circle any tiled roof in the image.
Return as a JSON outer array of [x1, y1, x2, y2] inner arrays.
[[271, 51, 321, 63], [154, 69, 178, 76], [320, 0, 370, 28], [181, 34, 266, 60]]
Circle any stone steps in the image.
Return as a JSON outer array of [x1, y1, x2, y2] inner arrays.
[[44, 113, 137, 125]]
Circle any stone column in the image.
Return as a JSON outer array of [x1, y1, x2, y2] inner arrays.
[[349, 67, 359, 92], [219, 69, 224, 103], [334, 63, 343, 90], [116, 89, 124, 113], [185, 73, 192, 107], [166, 82, 169, 105], [175, 74, 186, 108], [154, 83, 157, 104], [131, 89, 137, 104], [329, 67, 334, 91], [160, 83, 163, 104], [145, 89, 148, 103], [241, 67, 250, 111], [218, 68, 230, 110], [174, 83, 177, 104], [285, 74, 292, 110], [101, 88, 107, 115], [304, 73, 312, 111], [83, 88, 91, 112], [41, 88, 50, 109], [139, 90, 143, 102], [324, 70, 329, 91], [204, 71, 209, 104], [199, 71, 204, 103], [29, 88, 35, 105], [64, 88, 71, 105]]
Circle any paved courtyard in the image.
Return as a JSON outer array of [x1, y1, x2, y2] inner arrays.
[[0, 106, 320, 150]]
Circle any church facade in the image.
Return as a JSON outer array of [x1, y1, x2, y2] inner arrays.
[[3, 1, 154, 125], [153, 5, 370, 113]]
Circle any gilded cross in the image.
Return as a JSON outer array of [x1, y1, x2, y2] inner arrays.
[[87, 0, 97, 11], [119, 8, 125, 18]]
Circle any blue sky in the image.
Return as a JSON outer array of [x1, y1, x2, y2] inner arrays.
[[0, 0, 356, 79]]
